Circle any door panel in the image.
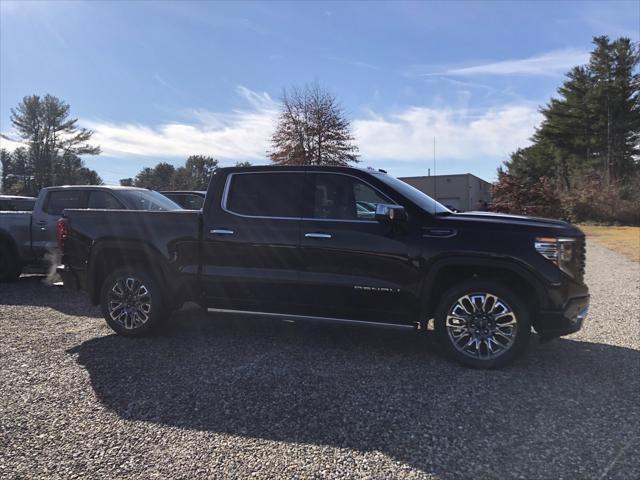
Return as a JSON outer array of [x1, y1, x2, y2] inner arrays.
[[200, 172, 304, 313], [300, 173, 420, 324]]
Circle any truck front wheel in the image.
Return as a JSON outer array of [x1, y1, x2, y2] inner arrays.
[[100, 268, 166, 336], [434, 279, 531, 369]]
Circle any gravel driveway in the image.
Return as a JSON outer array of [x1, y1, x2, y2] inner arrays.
[[1, 240, 638, 479]]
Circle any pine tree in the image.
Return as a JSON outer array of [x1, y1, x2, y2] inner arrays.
[[495, 36, 639, 222], [10, 94, 101, 190], [0, 149, 11, 193], [502, 36, 639, 188]]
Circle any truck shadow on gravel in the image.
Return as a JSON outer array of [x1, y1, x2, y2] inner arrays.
[[67, 307, 639, 479], [0, 275, 102, 318]]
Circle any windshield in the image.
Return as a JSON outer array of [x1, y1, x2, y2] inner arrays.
[[375, 174, 452, 215], [117, 190, 183, 211]]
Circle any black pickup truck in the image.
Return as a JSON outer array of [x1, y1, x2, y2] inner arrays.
[[0, 186, 181, 281], [59, 166, 589, 368]]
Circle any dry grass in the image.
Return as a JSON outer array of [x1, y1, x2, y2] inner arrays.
[[580, 225, 640, 262]]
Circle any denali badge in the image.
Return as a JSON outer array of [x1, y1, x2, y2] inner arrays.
[[354, 285, 400, 293]]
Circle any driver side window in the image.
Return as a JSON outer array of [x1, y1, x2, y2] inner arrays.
[[312, 174, 391, 220]]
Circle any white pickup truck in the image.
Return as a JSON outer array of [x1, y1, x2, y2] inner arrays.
[[0, 185, 181, 281]]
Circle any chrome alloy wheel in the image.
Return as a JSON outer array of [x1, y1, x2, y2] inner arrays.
[[445, 293, 517, 360], [107, 276, 152, 330]]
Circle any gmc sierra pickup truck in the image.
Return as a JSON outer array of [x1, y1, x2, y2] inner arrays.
[[58, 166, 589, 368], [0, 185, 181, 281]]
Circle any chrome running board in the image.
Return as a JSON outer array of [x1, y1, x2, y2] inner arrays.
[[206, 307, 414, 330]]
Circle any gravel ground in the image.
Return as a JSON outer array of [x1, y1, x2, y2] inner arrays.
[[1, 239, 638, 479]]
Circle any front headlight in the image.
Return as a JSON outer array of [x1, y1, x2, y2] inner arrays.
[[535, 237, 577, 277]]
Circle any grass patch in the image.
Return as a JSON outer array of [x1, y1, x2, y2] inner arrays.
[[579, 225, 640, 262]]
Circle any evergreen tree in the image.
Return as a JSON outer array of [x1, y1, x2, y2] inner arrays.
[[132, 156, 219, 190], [184, 155, 218, 190], [134, 165, 177, 190], [53, 153, 103, 186], [234, 161, 253, 168], [496, 36, 639, 223], [501, 36, 639, 188], [8, 94, 102, 192], [133, 168, 156, 189], [0, 149, 11, 193]]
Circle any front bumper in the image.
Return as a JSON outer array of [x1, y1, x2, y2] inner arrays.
[[535, 294, 590, 338]]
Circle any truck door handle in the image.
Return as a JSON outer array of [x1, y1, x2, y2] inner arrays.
[[422, 228, 456, 238], [305, 232, 332, 239], [210, 229, 234, 235]]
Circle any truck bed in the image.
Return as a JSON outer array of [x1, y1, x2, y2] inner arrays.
[[62, 209, 201, 301]]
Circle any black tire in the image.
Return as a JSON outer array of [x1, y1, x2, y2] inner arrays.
[[434, 279, 531, 369], [0, 241, 21, 282], [100, 267, 166, 337]]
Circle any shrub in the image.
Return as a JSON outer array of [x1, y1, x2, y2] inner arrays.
[[491, 172, 640, 225]]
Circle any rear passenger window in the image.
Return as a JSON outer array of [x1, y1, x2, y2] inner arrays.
[[0, 199, 34, 211], [45, 191, 86, 215], [225, 173, 302, 218], [183, 194, 204, 210], [87, 191, 124, 209], [14, 199, 36, 211]]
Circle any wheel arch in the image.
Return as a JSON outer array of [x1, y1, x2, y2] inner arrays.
[[0, 229, 19, 255], [420, 256, 548, 324], [87, 240, 172, 305]]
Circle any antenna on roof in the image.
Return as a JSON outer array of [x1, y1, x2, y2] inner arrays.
[[433, 136, 436, 215]]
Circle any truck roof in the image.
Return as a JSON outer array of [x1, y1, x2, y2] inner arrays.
[[160, 190, 206, 195], [217, 165, 388, 175], [0, 195, 37, 200], [40, 185, 149, 192]]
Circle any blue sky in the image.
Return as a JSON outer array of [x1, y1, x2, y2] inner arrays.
[[1, 1, 638, 184]]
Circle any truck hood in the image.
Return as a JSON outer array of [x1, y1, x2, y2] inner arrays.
[[442, 211, 583, 236]]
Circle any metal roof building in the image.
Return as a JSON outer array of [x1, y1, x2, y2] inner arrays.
[[399, 173, 492, 212]]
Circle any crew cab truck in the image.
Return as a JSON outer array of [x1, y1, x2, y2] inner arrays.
[[58, 166, 589, 368], [0, 185, 181, 281]]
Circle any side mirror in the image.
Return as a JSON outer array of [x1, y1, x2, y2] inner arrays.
[[375, 204, 407, 223]]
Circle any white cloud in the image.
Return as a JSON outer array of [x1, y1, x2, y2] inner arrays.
[[410, 49, 589, 77], [0, 134, 24, 152], [2, 88, 542, 178], [353, 104, 541, 162], [83, 86, 279, 161]]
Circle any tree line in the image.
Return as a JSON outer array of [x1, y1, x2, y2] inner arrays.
[[3, 37, 637, 224], [493, 36, 640, 224], [120, 157, 252, 190]]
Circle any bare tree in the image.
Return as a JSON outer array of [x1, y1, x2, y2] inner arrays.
[[269, 83, 359, 166]]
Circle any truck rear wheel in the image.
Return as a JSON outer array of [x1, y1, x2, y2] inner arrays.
[[0, 242, 21, 282], [434, 279, 531, 369], [100, 268, 166, 336]]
